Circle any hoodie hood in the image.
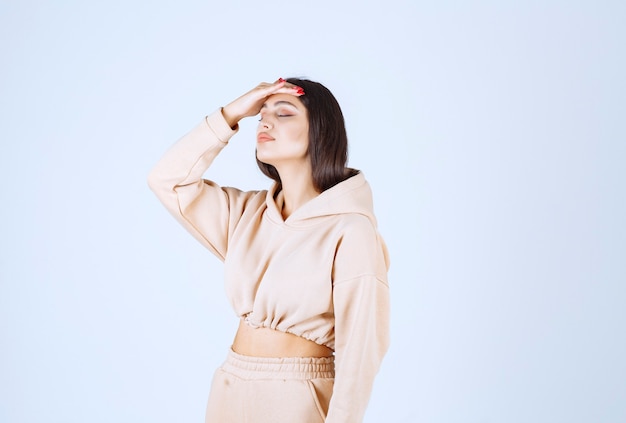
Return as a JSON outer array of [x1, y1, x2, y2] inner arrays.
[[264, 172, 378, 228]]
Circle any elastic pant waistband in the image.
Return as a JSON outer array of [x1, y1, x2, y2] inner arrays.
[[221, 349, 335, 380]]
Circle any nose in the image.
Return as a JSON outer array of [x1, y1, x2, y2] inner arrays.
[[259, 118, 272, 129]]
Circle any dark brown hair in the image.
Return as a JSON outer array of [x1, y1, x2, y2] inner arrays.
[[256, 78, 359, 192]]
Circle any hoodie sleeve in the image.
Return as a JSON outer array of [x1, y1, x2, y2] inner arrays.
[[147, 109, 262, 261], [326, 216, 390, 423]]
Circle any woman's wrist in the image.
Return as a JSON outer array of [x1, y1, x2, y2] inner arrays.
[[221, 105, 240, 129]]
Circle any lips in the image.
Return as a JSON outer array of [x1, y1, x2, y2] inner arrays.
[[257, 133, 275, 142]]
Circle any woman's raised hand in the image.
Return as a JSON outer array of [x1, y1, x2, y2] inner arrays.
[[221, 79, 304, 129]]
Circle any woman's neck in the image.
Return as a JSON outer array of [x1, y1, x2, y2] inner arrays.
[[277, 163, 319, 220]]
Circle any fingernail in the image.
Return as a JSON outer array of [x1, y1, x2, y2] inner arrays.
[[278, 77, 285, 83], [295, 87, 305, 95]]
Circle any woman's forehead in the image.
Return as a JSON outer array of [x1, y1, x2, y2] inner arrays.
[[263, 93, 305, 109]]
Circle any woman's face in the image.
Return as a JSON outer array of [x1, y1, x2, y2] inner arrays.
[[256, 93, 309, 168]]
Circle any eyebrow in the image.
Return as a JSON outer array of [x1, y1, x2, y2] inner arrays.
[[261, 100, 299, 110]]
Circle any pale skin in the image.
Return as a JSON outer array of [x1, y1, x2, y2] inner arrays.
[[223, 80, 333, 358]]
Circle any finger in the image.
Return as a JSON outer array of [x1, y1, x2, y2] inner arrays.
[[274, 85, 305, 96], [255, 79, 304, 99], [275, 78, 303, 92], [265, 78, 287, 92], [269, 78, 305, 95]]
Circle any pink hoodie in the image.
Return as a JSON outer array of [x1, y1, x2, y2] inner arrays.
[[148, 109, 390, 423]]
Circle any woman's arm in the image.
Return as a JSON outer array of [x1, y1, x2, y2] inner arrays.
[[148, 79, 305, 259], [327, 217, 390, 423], [147, 110, 250, 260]]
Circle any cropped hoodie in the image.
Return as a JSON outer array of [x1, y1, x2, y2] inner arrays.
[[147, 109, 390, 423]]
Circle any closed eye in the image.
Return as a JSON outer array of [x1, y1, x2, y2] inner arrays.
[[258, 114, 293, 121]]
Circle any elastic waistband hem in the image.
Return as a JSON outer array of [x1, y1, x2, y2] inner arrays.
[[221, 349, 335, 380]]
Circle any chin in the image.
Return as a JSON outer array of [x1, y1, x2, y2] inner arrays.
[[255, 153, 273, 166], [256, 153, 285, 167]]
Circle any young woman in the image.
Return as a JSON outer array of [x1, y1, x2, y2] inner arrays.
[[148, 78, 390, 423]]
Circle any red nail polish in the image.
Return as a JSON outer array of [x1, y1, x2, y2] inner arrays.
[[296, 87, 305, 95], [278, 77, 285, 83]]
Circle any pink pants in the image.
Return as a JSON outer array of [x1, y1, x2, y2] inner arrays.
[[205, 349, 335, 423]]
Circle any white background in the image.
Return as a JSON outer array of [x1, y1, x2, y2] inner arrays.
[[1, 1, 624, 422]]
